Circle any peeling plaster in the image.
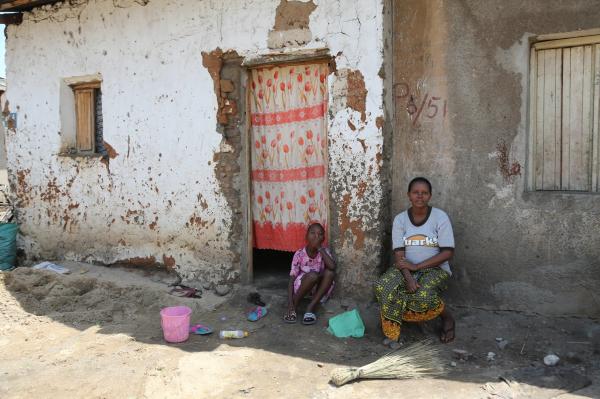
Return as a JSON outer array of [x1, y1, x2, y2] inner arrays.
[[7, 0, 386, 296]]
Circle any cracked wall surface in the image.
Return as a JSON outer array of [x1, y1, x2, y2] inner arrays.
[[6, 0, 386, 297], [392, 0, 600, 317]]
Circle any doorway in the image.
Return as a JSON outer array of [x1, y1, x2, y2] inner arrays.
[[247, 61, 330, 286]]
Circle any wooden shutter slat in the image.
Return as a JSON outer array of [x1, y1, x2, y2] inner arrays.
[[561, 48, 571, 190], [528, 49, 536, 190], [535, 49, 562, 190], [75, 88, 95, 152], [592, 45, 600, 192], [562, 45, 593, 191], [534, 49, 546, 189]]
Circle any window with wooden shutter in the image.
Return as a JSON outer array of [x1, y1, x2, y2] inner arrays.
[[529, 35, 600, 192], [70, 81, 101, 154]]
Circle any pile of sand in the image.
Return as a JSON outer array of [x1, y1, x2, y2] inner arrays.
[[2, 268, 167, 326]]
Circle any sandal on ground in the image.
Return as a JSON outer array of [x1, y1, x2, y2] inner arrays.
[[247, 306, 268, 322], [247, 292, 266, 307], [283, 310, 297, 324], [440, 320, 455, 343], [302, 312, 317, 325], [189, 324, 213, 335], [169, 285, 202, 298]]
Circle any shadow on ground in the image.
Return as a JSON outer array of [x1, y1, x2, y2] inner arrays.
[[2, 262, 599, 398]]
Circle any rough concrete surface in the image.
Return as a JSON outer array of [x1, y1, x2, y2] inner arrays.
[[1, 264, 599, 398], [391, 0, 600, 316]]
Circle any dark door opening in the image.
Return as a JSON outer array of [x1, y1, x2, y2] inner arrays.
[[252, 248, 293, 290]]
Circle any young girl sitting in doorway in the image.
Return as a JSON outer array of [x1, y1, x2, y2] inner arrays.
[[283, 222, 336, 325]]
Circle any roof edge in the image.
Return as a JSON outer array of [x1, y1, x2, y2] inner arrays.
[[0, 0, 60, 12]]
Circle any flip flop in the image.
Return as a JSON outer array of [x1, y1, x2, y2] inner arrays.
[[189, 324, 213, 335], [302, 312, 317, 325], [283, 311, 297, 324], [247, 306, 268, 322]]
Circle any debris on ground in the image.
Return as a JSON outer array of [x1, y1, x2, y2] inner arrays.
[[452, 349, 472, 361], [32, 261, 70, 274], [544, 354, 560, 366], [215, 284, 232, 296], [169, 285, 202, 298]]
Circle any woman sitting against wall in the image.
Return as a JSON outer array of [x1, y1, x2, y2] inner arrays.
[[374, 177, 455, 344]]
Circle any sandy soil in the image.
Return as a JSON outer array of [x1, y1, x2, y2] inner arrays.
[[1, 262, 599, 399]]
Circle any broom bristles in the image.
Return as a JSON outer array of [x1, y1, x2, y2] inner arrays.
[[330, 339, 447, 387]]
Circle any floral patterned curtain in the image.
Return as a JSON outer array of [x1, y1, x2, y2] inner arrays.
[[250, 63, 329, 252]]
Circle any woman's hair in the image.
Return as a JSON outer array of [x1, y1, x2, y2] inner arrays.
[[408, 177, 432, 193], [307, 222, 325, 234]]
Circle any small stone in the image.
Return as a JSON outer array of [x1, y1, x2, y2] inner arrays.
[[450, 361, 457, 367], [452, 349, 472, 360], [495, 337, 503, 342], [487, 352, 496, 361], [497, 340, 509, 350], [201, 281, 213, 290], [215, 284, 231, 296], [544, 354, 560, 366]]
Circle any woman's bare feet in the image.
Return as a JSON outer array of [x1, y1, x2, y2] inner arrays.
[[440, 309, 455, 343]]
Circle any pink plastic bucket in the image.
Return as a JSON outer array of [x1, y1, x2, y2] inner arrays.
[[160, 306, 192, 343]]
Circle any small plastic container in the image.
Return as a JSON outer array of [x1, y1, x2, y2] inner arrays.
[[219, 330, 249, 339], [160, 306, 192, 343]]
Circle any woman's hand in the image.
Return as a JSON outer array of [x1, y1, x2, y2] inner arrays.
[[398, 259, 420, 272], [319, 247, 337, 271], [405, 275, 421, 293]]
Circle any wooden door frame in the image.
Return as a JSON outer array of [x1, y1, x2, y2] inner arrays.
[[244, 55, 333, 282]]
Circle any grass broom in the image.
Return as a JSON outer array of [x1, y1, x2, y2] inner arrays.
[[330, 339, 447, 386]]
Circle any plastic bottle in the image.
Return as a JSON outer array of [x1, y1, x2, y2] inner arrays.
[[219, 330, 249, 339]]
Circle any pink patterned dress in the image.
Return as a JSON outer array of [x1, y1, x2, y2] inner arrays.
[[290, 247, 335, 302]]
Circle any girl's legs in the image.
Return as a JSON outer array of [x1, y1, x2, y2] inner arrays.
[[305, 269, 335, 314], [292, 272, 320, 310]]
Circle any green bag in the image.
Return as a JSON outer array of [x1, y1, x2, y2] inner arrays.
[[0, 223, 18, 271], [327, 309, 365, 338]]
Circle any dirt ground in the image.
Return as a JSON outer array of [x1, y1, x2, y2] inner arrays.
[[1, 262, 599, 399]]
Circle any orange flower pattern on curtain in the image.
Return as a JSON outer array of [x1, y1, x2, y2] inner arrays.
[[250, 63, 329, 252]]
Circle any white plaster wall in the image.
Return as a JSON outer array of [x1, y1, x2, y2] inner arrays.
[[5, 0, 385, 291]]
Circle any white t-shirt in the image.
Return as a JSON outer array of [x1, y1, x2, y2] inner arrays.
[[392, 207, 455, 275]]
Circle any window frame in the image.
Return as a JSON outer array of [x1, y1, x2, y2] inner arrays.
[[69, 81, 100, 154], [528, 30, 600, 193]]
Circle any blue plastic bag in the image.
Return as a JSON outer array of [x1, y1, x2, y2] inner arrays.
[[0, 223, 18, 270]]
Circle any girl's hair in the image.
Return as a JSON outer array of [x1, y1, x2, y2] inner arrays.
[[408, 177, 432, 193], [307, 222, 325, 234]]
